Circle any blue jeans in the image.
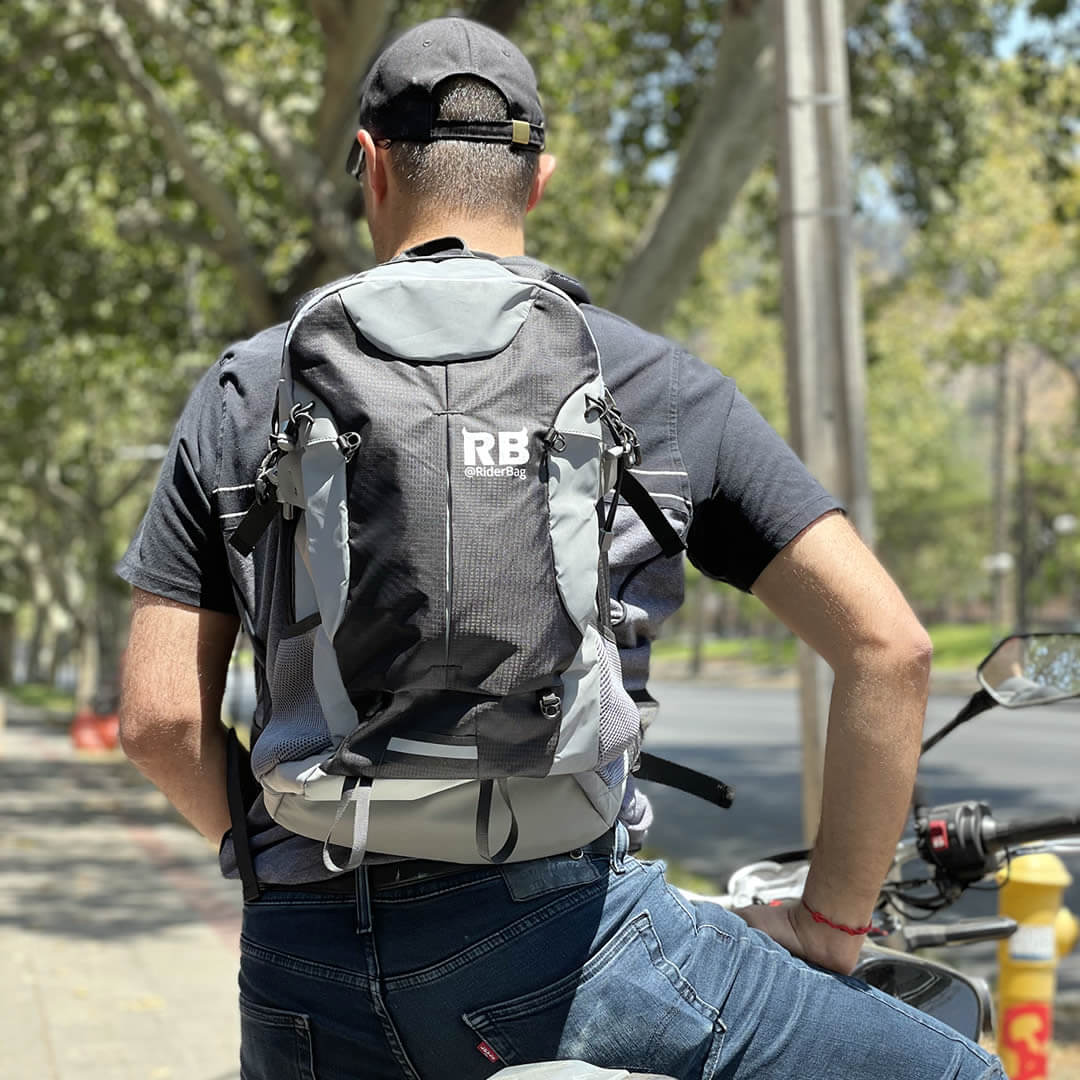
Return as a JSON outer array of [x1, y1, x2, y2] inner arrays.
[[238, 826, 1003, 1080]]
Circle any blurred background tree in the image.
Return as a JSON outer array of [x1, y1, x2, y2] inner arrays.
[[1, 0, 1077, 698]]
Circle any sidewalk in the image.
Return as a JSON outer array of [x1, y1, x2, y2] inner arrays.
[[0, 700, 243, 1080]]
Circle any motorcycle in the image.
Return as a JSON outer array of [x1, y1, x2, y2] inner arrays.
[[492, 632, 1080, 1077], [679, 630, 1080, 1042]]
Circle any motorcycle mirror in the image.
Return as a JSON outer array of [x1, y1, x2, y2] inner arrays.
[[978, 632, 1080, 708], [852, 946, 991, 1042]]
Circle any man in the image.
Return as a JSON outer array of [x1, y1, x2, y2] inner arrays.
[[118, 17, 1003, 1080]]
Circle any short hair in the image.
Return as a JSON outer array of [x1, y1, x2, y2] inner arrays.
[[385, 77, 539, 224]]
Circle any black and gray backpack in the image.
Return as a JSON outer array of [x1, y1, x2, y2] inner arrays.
[[231, 252, 684, 871]]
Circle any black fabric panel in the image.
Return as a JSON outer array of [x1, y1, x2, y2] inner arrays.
[[444, 298, 588, 701], [289, 297, 449, 699], [475, 694, 559, 778]]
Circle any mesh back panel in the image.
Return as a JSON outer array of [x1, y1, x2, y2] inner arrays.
[[250, 629, 333, 778]]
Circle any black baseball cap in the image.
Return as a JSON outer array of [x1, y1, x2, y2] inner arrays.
[[348, 17, 545, 179]]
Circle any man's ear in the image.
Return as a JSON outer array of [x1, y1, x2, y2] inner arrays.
[[526, 152, 557, 213], [356, 129, 390, 208]]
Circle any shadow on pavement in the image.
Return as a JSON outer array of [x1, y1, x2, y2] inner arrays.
[[0, 712, 241, 944]]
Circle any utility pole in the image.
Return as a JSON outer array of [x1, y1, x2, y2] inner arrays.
[[774, 0, 873, 844], [989, 348, 1014, 632]]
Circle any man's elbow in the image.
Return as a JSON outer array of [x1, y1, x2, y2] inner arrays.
[[118, 697, 175, 766], [855, 620, 933, 688]]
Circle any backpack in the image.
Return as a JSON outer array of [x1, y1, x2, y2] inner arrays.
[[230, 252, 683, 871]]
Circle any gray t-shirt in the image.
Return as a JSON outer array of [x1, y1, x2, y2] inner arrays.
[[119, 244, 841, 883]]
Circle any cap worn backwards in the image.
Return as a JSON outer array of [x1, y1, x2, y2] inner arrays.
[[356, 17, 545, 153]]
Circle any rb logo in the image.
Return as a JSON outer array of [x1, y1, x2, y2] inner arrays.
[[462, 427, 529, 467]]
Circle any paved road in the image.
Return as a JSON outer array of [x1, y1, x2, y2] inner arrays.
[[639, 680, 1080, 994]]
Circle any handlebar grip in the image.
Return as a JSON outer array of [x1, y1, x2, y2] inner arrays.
[[903, 917, 1017, 950], [989, 813, 1080, 852]]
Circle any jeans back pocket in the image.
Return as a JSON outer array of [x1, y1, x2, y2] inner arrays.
[[463, 911, 724, 1079], [240, 997, 317, 1080]]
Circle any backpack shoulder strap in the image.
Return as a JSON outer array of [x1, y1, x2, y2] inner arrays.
[[496, 254, 592, 305], [620, 472, 685, 557]]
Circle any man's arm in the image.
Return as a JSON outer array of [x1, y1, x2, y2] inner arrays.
[[740, 510, 932, 974], [119, 587, 240, 842]]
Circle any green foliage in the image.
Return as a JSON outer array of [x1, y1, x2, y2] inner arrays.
[[3, 0, 1076, 689], [925, 623, 999, 668], [4, 682, 77, 715]]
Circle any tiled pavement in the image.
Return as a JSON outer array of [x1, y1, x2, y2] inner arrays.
[[0, 700, 242, 1080]]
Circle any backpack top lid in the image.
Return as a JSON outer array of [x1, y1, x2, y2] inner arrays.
[[335, 257, 542, 362]]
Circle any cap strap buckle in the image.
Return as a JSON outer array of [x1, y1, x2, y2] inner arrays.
[[511, 119, 530, 146]]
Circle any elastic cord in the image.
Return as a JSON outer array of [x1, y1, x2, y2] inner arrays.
[[801, 898, 872, 936]]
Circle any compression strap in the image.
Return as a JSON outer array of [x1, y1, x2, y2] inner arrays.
[[634, 752, 735, 809]]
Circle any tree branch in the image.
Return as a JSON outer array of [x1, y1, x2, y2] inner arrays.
[[312, 0, 394, 171], [111, 0, 369, 276], [469, 0, 532, 34], [603, 1, 775, 329], [604, 0, 871, 331], [95, 5, 277, 329]]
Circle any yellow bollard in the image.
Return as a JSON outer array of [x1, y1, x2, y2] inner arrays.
[[996, 853, 1076, 1080]]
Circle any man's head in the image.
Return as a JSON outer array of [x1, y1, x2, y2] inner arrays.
[[349, 18, 556, 259]]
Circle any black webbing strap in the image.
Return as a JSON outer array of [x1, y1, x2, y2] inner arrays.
[[634, 751, 735, 809], [228, 498, 277, 558], [225, 727, 262, 902], [620, 473, 685, 558], [476, 778, 520, 864]]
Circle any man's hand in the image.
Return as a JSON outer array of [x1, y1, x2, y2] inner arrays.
[[735, 900, 864, 975]]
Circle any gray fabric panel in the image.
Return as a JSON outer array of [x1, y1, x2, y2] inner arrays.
[[298, 412, 349, 636], [549, 625, 602, 773], [261, 756, 346, 799], [294, 402, 358, 738], [364, 774, 614, 861], [338, 259, 537, 361], [313, 627, 357, 738], [275, 452, 304, 509], [292, 518, 318, 621], [547, 377, 604, 633]]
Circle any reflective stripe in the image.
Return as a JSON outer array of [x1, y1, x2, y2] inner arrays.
[[386, 737, 479, 760]]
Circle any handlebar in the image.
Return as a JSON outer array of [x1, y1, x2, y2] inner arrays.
[[914, 801, 1080, 888], [987, 813, 1080, 853]]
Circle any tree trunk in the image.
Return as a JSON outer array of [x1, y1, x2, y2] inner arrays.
[[688, 573, 707, 678], [1015, 369, 1030, 631], [604, 1, 776, 329], [25, 601, 52, 684], [74, 615, 100, 710], [991, 348, 1012, 630], [0, 610, 14, 685]]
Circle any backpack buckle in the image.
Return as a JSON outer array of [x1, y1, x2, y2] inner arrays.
[[538, 691, 562, 722]]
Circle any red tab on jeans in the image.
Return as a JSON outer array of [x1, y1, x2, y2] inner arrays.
[[476, 1041, 500, 1063]]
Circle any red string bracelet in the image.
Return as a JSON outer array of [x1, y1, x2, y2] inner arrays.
[[801, 898, 872, 936]]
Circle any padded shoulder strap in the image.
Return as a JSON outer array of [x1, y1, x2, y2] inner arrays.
[[496, 254, 592, 305]]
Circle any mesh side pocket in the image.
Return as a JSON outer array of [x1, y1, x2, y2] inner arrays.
[[250, 627, 333, 779], [596, 630, 641, 772]]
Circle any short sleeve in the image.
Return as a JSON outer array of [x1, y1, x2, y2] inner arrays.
[[677, 353, 843, 591], [117, 360, 238, 615]]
